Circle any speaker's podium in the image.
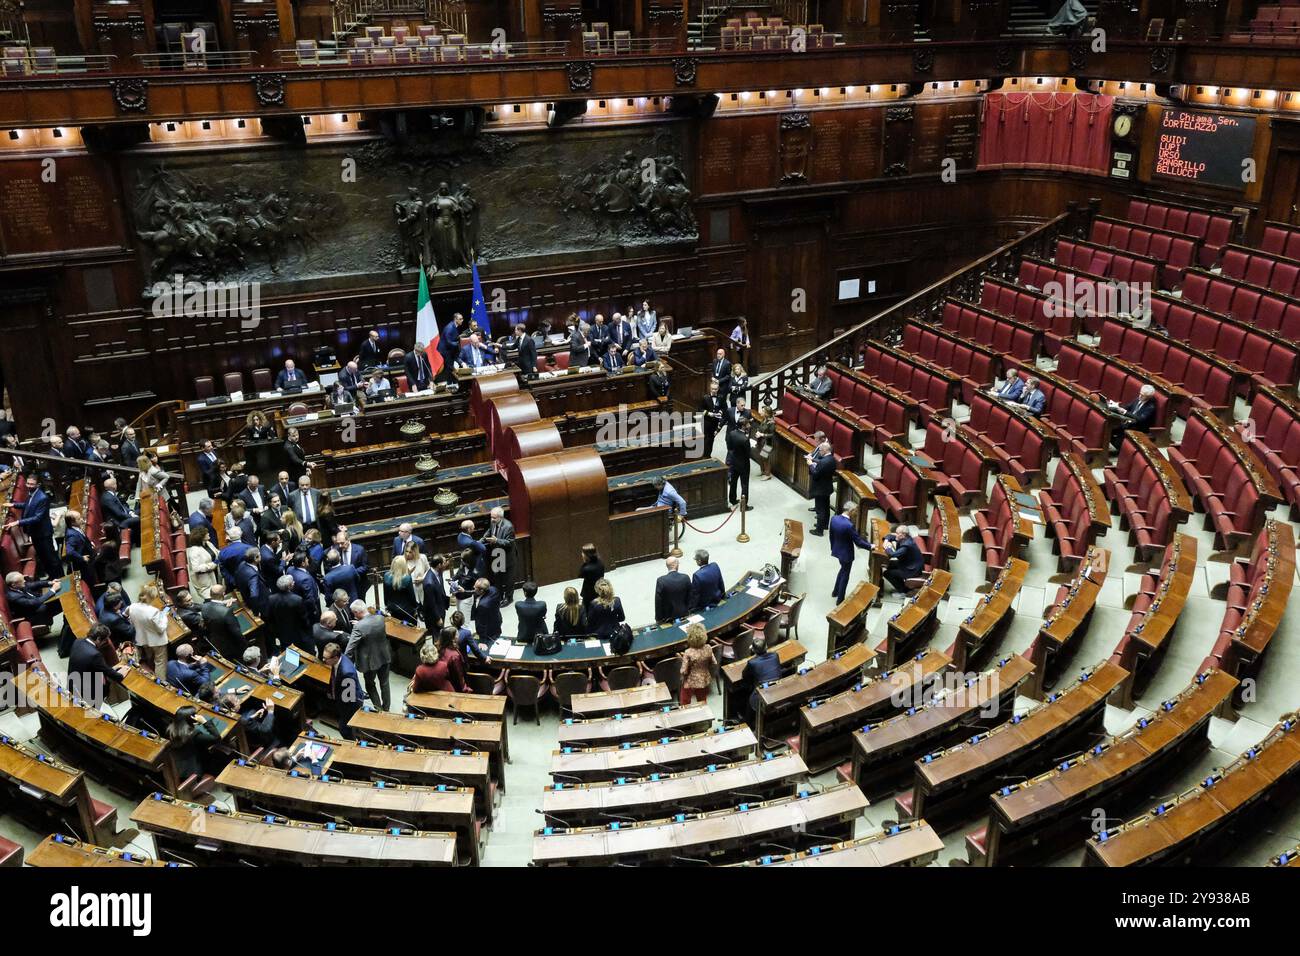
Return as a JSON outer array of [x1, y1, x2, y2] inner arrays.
[[244, 439, 287, 482]]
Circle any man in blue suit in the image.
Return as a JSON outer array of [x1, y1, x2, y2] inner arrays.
[[322, 641, 364, 739], [392, 523, 425, 558], [188, 498, 218, 546], [5, 474, 61, 579], [457, 520, 486, 576], [882, 526, 925, 594], [436, 313, 465, 383], [62, 510, 96, 585], [99, 476, 140, 537], [423, 554, 450, 627], [689, 548, 725, 612], [218, 528, 250, 588], [323, 550, 362, 604], [828, 502, 872, 604], [609, 313, 634, 352], [332, 530, 368, 577], [457, 333, 495, 370], [233, 548, 267, 615], [288, 553, 321, 624], [165, 644, 213, 695], [275, 359, 308, 390], [600, 342, 624, 374], [468, 578, 503, 640], [989, 369, 1024, 401], [1011, 376, 1046, 416]]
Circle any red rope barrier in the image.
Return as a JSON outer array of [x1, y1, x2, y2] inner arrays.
[[681, 502, 740, 535]]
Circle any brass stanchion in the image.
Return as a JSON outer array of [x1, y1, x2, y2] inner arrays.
[[736, 496, 750, 543], [670, 510, 684, 557]]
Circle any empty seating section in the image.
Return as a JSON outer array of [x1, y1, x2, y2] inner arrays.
[[1127, 199, 1238, 267], [1203, 520, 1295, 678], [1038, 453, 1110, 572], [1004, 364, 1114, 465], [1169, 410, 1282, 552], [719, 16, 836, 50], [964, 393, 1055, 487], [1240, 386, 1300, 515], [902, 320, 1001, 402], [778, 382, 877, 462], [871, 442, 928, 523], [920, 421, 994, 506], [859, 342, 957, 417], [1230, 4, 1300, 44], [1182, 268, 1300, 349], [1110, 534, 1196, 706], [820, 363, 912, 447], [973, 475, 1032, 581], [1096, 318, 1237, 416], [1219, 244, 1300, 298], [990, 271, 1078, 354], [1054, 238, 1160, 292], [1147, 294, 1300, 392], [1090, 216, 1200, 287], [1054, 340, 1177, 443], [914, 496, 960, 572], [1102, 432, 1192, 561], [941, 298, 1042, 362], [1261, 221, 1300, 260]]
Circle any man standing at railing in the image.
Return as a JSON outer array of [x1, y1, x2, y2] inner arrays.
[[4, 473, 61, 580]]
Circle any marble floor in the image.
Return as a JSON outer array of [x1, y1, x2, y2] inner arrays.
[[3, 375, 1299, 867]]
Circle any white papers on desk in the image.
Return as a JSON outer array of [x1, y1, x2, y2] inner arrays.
[[745, 585, 770, 598], [686, 614, 704, 624], [489, 638, 512, 657], [229, 391, 245, 402], [155, 444, 171, 455], [301, 412, 319, 421], [504, 644, 526, 661], [583, 638, 602, 649], [602, 642, 612, 656], [1019, 509, 1043, 524]]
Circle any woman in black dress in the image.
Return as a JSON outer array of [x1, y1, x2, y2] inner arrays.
[[246, 411, 276, 444], [553, 587, 589, 638], [578, 544, 604, 612], [585, 579, 625, 639]]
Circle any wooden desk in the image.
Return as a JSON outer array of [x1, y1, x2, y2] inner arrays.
[[348, 710, 506, 785], [531, 783, 867, 866], [541, 752, 808, 826], [876, 568, 953, 668], [405, 689, 508, 722], [1085, 711, 1300, 866], [570, 683, 673, 718], [216, 759, 480, 864], [557, 703, 714, 747], [906, 659, 1127, 831], [132, 792, 458, 866], [720, 640, 807, 720], [825, 580, 880, 658], [294, 733, 494, 821], [979, 668, 1238, 866], [204, 650, 305, 729], [733, 819, 944, 867], [851, 654, 1035, 797], [1229, 519, 1295, 678], [1025, 547, 1109, 699], [120, 661, 248, 754], [385, 616, 426, 676], [27, 834, 185, 868], [1112, 534, 1196, 708], [797, 648, 952, 774], [0, 733, 115, 844], [57, 573, 96, 640], [551, 727, 758, 782], [950, 558, 1028, 672], [755, 641, 874, 742], [18, 667, 177, 796]]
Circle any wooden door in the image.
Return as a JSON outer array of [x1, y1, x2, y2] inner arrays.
[[748, 223, 825, 371]]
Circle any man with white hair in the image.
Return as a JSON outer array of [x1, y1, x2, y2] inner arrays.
[[217, 526, 246, 586], [1110, 383, 1158, 450], [312, 608, 349, 656], [345, 599, 391, 712], [881, 525, 925, 594], [276, 358, 307, 390], [391, 522, 425, 559], [483, 506, 515, 603], [165, 643, 213, 695], [264, 573, 309, 653]]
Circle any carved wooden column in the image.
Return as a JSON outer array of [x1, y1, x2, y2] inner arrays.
[[644, 0, 685, 48], [541, 2, 584, 49]]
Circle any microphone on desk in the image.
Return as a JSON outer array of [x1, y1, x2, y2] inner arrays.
[[534, 808, 567, 828], [597, 811, 639, 825], [448, 735, 481, 753], [550, 771, 586, 784], [669, 854, 710, 866], [382, 815, 418, 832], [164, 848, 201, 868]]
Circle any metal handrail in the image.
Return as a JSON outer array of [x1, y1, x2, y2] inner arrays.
[[133, 50, 256, 71], [745, 203, 1097, 411], [0, 53, 117, 76], [0, 447, 184, 481]]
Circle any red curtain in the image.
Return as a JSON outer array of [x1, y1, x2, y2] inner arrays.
[[978, 92, 1114, 174]]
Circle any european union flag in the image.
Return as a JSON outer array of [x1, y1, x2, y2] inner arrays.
[[470, 259, 491, 336]]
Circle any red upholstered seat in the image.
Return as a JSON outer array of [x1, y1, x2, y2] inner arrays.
[[0, 836, 21, 867]]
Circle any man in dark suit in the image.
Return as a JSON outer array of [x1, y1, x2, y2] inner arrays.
[[4, 571, 53, 628], [265, 575, 311, 654], [589, 314, 611, 358], [483, 506, 516, 603], [699, 380, 725, 456], [725, 422, 752, 508], [654, 556, 692, 623], [609, 313, 634, 352], [423, 554, 450, 628], [189, 498, 218, 547], [333, 530, 368, 577], [238, 475, 268, 522], [288, 553, 322, 624], [99, 476, 139, 537], [807, 440, 837, 537], [259, 492, 286, 543], [1110, 384, 1158, 450], [600, 342, 624, 374], [709, 348, 732, 400], [357, 329, 383, 370], [515, 323, 538, 376], [322, 640, 364, 739], [290, 476, 320, 530], [344, 601, 391, 712], [62, 510, 96, 586], [514, 581, 549, 645], [323, 550, 362, 605], [436, 314, 465, 383], [270, 471, 295, 510], [233, 548, 268, 615], [338, 361, 364, 397], [828, 502, 871, 604], [67, 625, 125, 705], [469, 579, 503, 641], [392, 523, 425, 558], [118, 427, 142, 467], [689, 549, 725, 612], [882, 526, 925, 594], [457, 333, 495, 369], [165, 644, 214, 695], [275, 359, 308, 390], [200, 585, 246, 660], [258, 534, 283, 585], [327, 589, 355, 636], [284, 428, 307, 482], [404, 344, 434, 392], [456, 520, 486, 577], [1011, 376, 1046, 416], [5, 474, 61, 580], [98, 591, 136, 647]]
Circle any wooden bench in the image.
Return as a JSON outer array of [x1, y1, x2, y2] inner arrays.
[[569, 683, 673, 719], [26, 834, 185, 867], [732, 819, 944, 867], [550, 726, 757, 782], [949, 558, 1028, 671], [754, 641, 874, 743], [0, 733, 118, 844], [347, 709, 506, 785], [875, 569, 953, 668], [824, 579, 879, 658], [556, 703, 714, 747], [1023, 546, 1109, 700]]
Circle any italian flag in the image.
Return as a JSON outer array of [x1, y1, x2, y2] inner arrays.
[[415, 269, 443, 377]]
